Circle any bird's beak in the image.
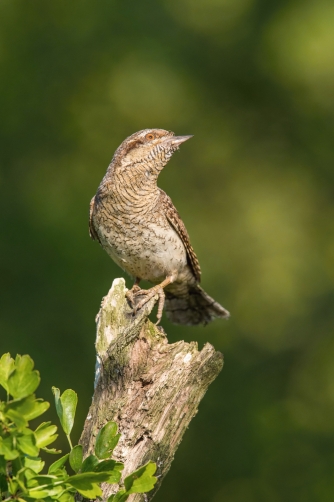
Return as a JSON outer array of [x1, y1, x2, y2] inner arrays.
[[163, 135, 193, 147]]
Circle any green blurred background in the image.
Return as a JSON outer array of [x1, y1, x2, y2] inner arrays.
[[1, 0, 334, 500]]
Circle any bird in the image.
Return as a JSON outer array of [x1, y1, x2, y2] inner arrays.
[[89, 128, 230, 325]]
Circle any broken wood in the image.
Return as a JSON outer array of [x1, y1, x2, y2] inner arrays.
[[79, 278, 224, 501]]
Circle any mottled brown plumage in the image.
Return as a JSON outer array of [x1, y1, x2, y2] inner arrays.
[[89, 128, 229, 325]]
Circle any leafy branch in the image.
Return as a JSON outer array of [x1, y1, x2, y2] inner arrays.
[[0, 353, 157, 501]]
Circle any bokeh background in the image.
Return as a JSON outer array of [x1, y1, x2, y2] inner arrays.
[[1, 0, 334, 500]]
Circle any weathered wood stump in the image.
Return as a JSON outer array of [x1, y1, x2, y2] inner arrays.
[[79, 278, 224, 501]]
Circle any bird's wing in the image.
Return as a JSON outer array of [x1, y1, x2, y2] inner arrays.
[[89, 196, 100, 242], [159, 189, 201, 282]]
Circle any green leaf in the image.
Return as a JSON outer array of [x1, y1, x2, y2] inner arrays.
[[19, 466, 39, 483], [94, 459, 123, 483], [0, 473, 8, 493], [124, 461, 157, 494], [106, 469, 121, 484], [8, 477, 18, 494], [58, 492, 75, 502], [34, 421, 58, 448], [6, 408, 28, 429], [5, 395, 50, 421], [7, 355, 40, 399], [48, 453, 70, 474], [0, 436, 19, 460], [95, 421, 120, 459], [52, 388, 77, 436], [0, 455, 6, 474], [27, 484, 64, 499], [52, 387, 61, 418], [68, 471, 112, 483], [108, 490, 129, 502], [26, 489, 52, 499], [42, 446, 62, 454], [94, 459, 121, 472], [69, 445, 83, 473], [25, 473, 65, 497], [67, 472, 111, 498], [10, 457, 21, 476], [81, 454, 99, 472], [27, 474, 60, 486], [23, 457, 45, 475], [71, 481, 102, 499], [17, 431, 39, 456], [0, 353, 15, 392]]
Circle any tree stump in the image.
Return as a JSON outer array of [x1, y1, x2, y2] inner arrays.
[[79, 278, 224, 501]]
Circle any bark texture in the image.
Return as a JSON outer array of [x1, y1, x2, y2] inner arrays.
[[79, 278, 224, 501]]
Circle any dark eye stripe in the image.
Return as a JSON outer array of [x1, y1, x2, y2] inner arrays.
[[123, 139, 144, 155]]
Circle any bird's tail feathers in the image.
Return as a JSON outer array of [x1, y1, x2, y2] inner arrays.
[[165, 285, 230, 326]]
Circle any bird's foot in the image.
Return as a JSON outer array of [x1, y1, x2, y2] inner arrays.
[[126, 275, 176, 324], [125, 284, 141, 308], [126, 286, 165, 325]]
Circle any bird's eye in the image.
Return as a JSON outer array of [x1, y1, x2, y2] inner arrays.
[[146, 133, 155, 140]]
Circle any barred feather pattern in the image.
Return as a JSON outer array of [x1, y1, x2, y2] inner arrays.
[[89, 128, 230, 325], [160, 189, 201, 283], [165, 285, 230, 325]]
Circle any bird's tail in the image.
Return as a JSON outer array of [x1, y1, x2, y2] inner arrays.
[[164, 285, 230, 326]]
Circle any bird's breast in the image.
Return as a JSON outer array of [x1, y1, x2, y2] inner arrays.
[[93, 207, 187, 282]]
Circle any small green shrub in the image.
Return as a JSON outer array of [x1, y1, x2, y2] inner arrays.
[[0, 353, 157, 501]]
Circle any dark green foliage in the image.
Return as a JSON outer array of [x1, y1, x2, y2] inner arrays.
[[108, 463, 158, 502], [68, 445, 82, 473], [124, 462, 157, 494], [52, 388, 77, 439], [95, 421, 121, 460], [0, 353, 157, 501]]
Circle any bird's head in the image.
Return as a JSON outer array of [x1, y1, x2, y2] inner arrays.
[[111, 129, 192, 178]]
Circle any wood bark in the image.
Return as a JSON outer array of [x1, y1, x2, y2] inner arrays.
[[79, 278, 224, 501]]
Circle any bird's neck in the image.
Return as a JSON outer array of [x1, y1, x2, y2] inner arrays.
[[97, 163, 160, 213]]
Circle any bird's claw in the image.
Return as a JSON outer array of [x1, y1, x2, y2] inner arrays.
[[126, 286, 165, 325], [125, 284, 141, 308]]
